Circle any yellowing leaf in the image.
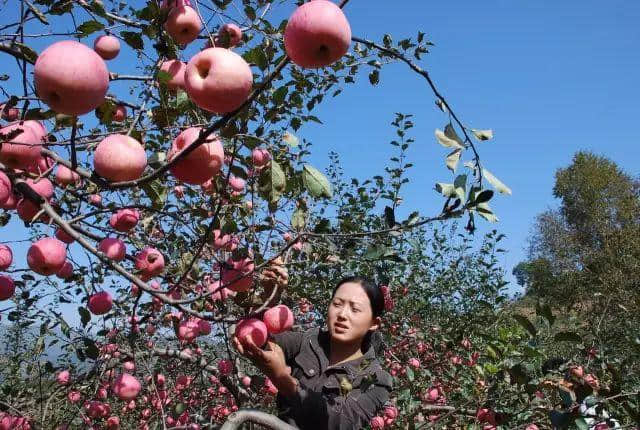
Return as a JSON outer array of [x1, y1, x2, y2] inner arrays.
[[435, 129, 464, 150], [472, 129, 494, 141], [446, 148, 462, 172], [482, 168, 512, 195], [283, 131, 298, 147]]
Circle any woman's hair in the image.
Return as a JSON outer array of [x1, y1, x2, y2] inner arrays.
[[331, 276, 385, 318], [330, 276, 386, 355]]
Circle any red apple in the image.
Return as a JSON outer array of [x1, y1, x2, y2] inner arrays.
[[56, 370, 71, 385], [16, 178, 55, 222], [98, 238, 126, 261], [284, 0, 351, 68], [94, 134, 147, 181], [56, 261, 73, 279], [184, 47, 253, 114], [109, 208, 140, 232], [221, 258, 254, 292], [159, 60, 187, 92], [27, 237, 67, 276], [160, 0, 191, 8], [0, 244, 12, 270], [168, 127, 224, 185], [165, 5, 202, 45], [235, 318, 267, 348], [0, 171, 11, 204], [177, 319, 200, 342], [135, 247, 165, 279], [0, 104, 19, 121], [217, 23, 242, 48], [34, 40, 109, 115], [88, 291, 113, 315], [0, 122, 41, 169], [263, 304, 294, 334], [251, 148, 270, 167], [94, 35, 120, 60], [112, 105, 126, 122], [112, 373, 141, 401], [22, 120, 48, 144], [0, 275, 14, 300], [55, 165, 81, 186], [55, 228, 75, 244]]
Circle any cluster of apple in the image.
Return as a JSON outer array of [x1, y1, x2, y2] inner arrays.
[[234, 304, 295, 348], [0, 0, 350, 305]]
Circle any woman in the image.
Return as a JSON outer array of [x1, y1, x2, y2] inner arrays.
[[233, 274, 393, 429]]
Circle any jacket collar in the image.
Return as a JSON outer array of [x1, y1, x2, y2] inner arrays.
[[309, 327, 377, 376]]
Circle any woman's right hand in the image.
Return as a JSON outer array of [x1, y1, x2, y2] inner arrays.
[[232, 336, 291, 381]]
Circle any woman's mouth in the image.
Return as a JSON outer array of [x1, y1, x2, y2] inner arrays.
[[334, 323, 348, 332]]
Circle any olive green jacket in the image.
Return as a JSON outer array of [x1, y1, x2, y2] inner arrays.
[[273, 327, 393, 430]]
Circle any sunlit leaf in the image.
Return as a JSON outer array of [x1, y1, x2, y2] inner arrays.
[[435, 129, 464, 150]]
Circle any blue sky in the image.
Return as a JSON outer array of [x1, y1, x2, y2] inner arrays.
[[2, 0, 639, 309], [294, 0, 640, 292]]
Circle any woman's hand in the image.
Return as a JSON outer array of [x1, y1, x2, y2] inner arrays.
[[232, 337, 291, 381], [260, 257, 288, 290]]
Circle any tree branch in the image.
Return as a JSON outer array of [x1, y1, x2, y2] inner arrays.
[[220, 410, 297, 430]]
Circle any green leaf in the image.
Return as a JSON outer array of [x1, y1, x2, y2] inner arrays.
[[258, 161, 286, 205], [243, 45, 267, 70], [558, 386, 576, 407], [405, 366, 414, 381], [473, 190, 494, 205], [535, 302, 555, 326], [513, 314, 537, 337], [142, 179, 167, 209], [24, 108, 56, 120], [78, 306, 91, 327], [77, 20, 104, 36], [148, 152, 166, 168], [302, 165, 332, 199], [554, 331, 582, 342], [384, 206, 395, 228], [88, 0, 108, 18], [574, 418, 589, 430], [291, 207, 306, 231], [175, 89, 189, 110], [83, 337, 100, 360], [272, 86, 288, 105], [121, 31, 144, 50], [156, 70, 172, 85], [13, 42, 38, 64], [368, 69, 379, 85]]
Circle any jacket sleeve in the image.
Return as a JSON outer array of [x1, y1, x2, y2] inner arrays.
[[271, 330, 303, 363], [286, 369, 393, 430]]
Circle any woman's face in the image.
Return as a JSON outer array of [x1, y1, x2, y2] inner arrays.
[[327, 282, 379, 346]]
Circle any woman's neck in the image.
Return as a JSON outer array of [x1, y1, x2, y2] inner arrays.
[[329, 340, 363, 366]]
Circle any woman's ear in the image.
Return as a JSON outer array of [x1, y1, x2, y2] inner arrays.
[[369, 316, 382, 332]]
